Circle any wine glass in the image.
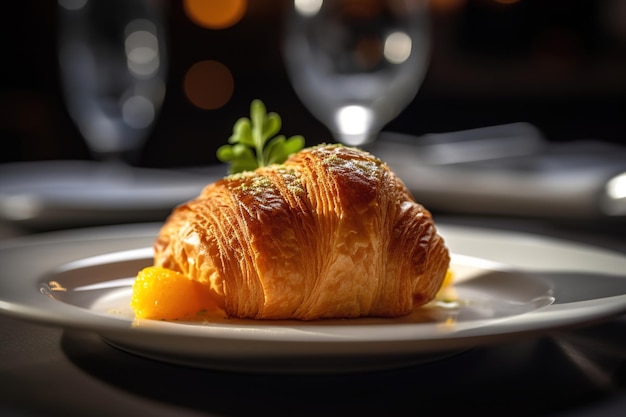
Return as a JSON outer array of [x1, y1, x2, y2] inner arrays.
[[283, 0, 430, 146], [57, 0, 168, 164]]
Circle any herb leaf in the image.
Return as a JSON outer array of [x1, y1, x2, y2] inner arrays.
[[217, 99, 305, 174]]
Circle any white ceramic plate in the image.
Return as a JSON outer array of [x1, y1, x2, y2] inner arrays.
[[1, 223, 626, 373]]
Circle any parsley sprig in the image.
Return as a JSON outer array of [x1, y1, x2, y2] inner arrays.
[[216, 99, 305, 174]]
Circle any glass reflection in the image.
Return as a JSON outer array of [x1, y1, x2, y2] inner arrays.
[[57, 0, 168, 163]]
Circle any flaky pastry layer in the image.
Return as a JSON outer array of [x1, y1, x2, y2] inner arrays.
[[153, 145, 450, 320]]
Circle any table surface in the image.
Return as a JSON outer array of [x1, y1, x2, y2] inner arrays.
[[1, 216, 625, 417]]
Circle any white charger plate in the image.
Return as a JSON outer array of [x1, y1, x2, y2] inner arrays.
[[1, 223, 625, 374]]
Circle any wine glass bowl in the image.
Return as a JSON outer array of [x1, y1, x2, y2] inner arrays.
[[283, 0, 430, 146], [57, 0, 168, 164]]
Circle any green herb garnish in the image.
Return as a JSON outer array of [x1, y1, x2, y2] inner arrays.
[[216, 99, 305, 174]]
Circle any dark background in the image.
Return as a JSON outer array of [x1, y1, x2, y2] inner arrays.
[[1, 0, 625, 168]]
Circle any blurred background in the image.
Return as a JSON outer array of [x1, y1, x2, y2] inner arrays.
[[1, 0, 624, 168], [1, 0, 626, 234]]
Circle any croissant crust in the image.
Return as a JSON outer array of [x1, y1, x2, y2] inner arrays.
[[154, 145, 449, 320]]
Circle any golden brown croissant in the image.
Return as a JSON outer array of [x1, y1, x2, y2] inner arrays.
[[153, 144, 449, 320]]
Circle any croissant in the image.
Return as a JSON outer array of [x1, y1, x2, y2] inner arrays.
[[151, 144, 449, 320]]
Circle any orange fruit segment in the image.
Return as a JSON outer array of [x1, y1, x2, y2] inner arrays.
[[131, 266, 223, 321]]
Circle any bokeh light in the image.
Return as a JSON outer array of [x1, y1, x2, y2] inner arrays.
[[335, 105, 373, 145], [184, 60, 234, 110], [122, 95, 155, 129], [294, 0, 323, 16], [607, 172, 626, 200], [183, 0, 247, 29], [384, 31, 412, 64], [125, 19, 161, 79]]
